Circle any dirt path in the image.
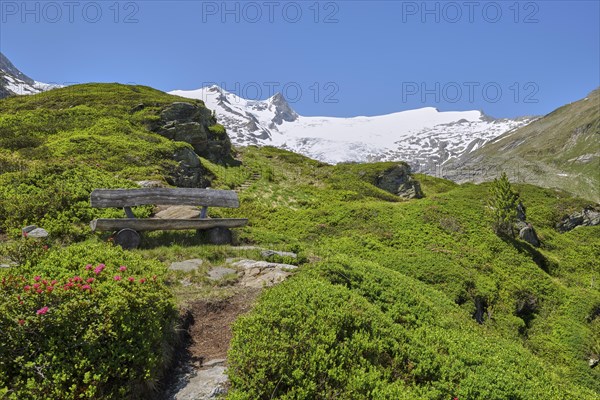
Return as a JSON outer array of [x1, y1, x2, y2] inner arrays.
[[188, 288, 260, 362], [161, 288, 261, 399]]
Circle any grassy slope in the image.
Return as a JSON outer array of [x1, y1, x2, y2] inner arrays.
[[0, 83, 215, 239], [206, 146, 600, 399], [445, 88, 600, 202], [0, 85, 598, 398]]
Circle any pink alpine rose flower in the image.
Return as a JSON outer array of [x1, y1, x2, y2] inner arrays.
[[114, 275, 122, 281], [36, 306, 49, 315]]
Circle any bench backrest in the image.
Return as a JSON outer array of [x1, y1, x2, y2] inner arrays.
[[90, 188, 240, 208]]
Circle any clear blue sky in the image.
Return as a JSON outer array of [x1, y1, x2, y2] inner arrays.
[[1, 1, 598, 118]]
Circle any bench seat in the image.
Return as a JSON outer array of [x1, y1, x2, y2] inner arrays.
[[91, 218, 248, 232]]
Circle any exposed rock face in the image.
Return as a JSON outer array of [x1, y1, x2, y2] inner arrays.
[[519, 224, 541, 247], [375, 164, 423, 199], [167, 147, 212, 188], [1, 52, 59, 99], [556, 207, 600, 232], [269, 92, 299, 125], [154, 102, 232, 164]]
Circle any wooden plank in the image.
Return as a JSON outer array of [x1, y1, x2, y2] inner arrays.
[[90, 188, 240, 208], [91, 218, 248, 232]]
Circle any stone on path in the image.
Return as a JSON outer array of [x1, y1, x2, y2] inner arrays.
[[169, 259, 204, 272], [230, 259, 297, 289], [172, 360, 228, 400]]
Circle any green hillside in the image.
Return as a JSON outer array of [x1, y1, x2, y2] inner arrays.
[[0, 84, 599, 399], [445, 88, 600, 203]]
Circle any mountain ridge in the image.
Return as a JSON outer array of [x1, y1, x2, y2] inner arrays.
[[170, 85, 536, 173], [444, 88, 600, 202], [0, 52, 59, 99]]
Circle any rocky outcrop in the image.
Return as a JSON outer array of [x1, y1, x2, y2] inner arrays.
[[375, 164, 423, 199], [167, 147, 213, 188], [556, 207, 600, 232], [269, 92, 298, 125], [154, 102, 233, 164]]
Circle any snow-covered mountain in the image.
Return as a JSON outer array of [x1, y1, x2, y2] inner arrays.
[[170, 86, 536, 172], [0, 52, 60, 99]]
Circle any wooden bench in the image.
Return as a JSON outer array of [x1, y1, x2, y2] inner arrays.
[[90, 188, 248, 249]]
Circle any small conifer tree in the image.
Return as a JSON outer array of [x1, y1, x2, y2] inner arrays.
[[488, 172, 520, 236]]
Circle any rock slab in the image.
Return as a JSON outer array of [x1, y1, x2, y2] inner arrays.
[[156, 206, 202, 219], [231, 259, 297, 289], [170, 259, 204, 272], [172, 363, 228, 400], [207, 267, 237, 281]]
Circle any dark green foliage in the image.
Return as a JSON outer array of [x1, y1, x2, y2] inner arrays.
[[487, 172, 520, 236]]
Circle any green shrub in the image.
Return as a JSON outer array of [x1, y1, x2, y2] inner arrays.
[[228, 259, 599, 399], [0, 242, 177, 399], [0, 165, 145, 240]]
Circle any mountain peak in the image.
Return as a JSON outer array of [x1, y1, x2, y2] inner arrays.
[[268, 92, 285, 103], [0, 52, 35, 85], [0, 52, 58, 99], [267, 92, 298, 125]]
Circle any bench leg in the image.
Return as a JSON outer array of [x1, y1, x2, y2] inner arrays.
[[206, 227, 232, 245], [113, 228, 141, 250]]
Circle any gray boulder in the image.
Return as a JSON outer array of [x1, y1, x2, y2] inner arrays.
[[22, 225, 48, 238], [519, 224, 541, 247], [556, 207, 600, 232], [375, 164, 423, 199]]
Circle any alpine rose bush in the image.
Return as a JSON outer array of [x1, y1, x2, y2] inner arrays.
[[0, 242, 177, 399]]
